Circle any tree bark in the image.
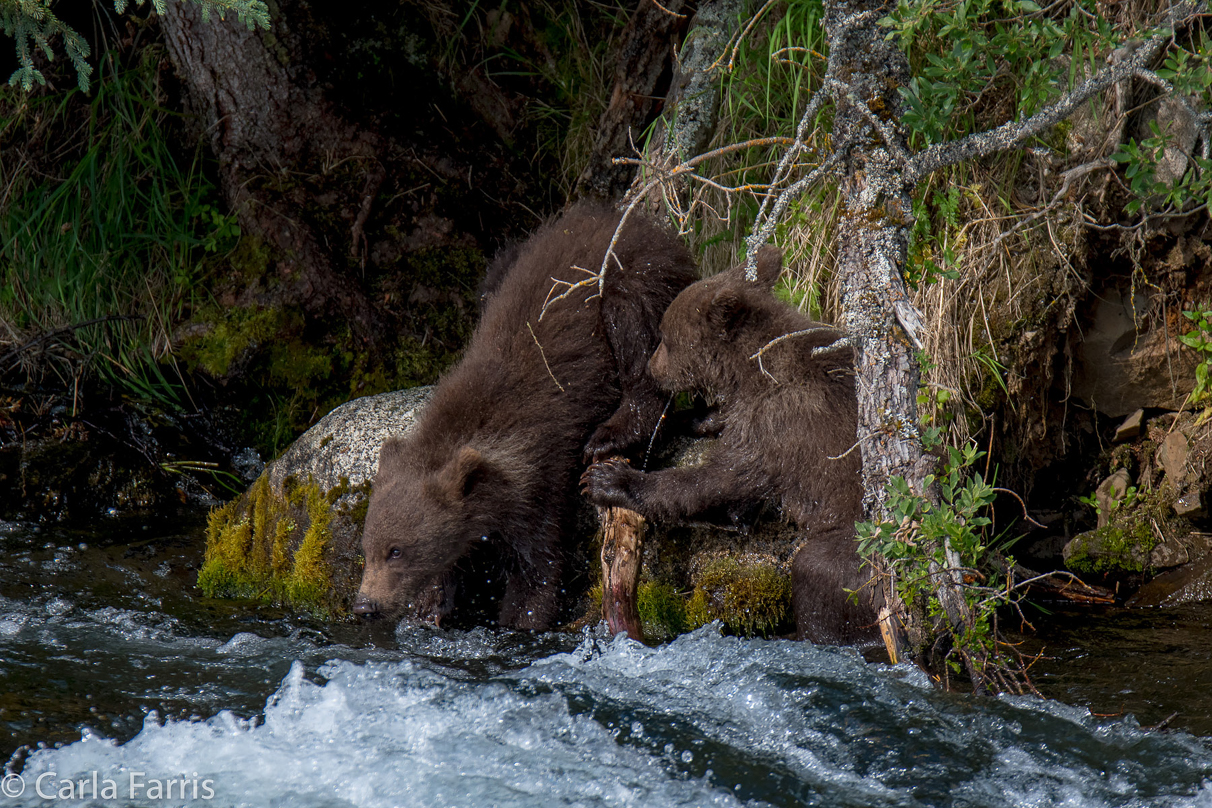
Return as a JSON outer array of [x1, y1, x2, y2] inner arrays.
[[159, 0, 388, 342], [575, 0, 691, 201], [823, 0, 923, 515], [819, 0, 939, 664]]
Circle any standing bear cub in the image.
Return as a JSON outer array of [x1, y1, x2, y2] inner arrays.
[[354, 204, 697, 629], [583, 246, 880, 644]]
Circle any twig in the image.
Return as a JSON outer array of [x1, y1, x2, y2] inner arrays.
[[350, 163, 385, 267], [1008, 569, 1108, 595], [706, 0, 777, 73], [540, 265, 602, 321], [748, 326, 838, 362], [985, 158, 1116, 252], [828, 430, 881, 461], [647, 0, 687, 17], [527, 321, 564, 393], [0, 315, 144, 371], [991, 486, 1047, 529]]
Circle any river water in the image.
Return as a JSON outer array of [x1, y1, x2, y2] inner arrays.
[[2, 518, 1211, 807]]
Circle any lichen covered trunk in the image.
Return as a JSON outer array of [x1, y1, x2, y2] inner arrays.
[[823, 0, 938, 662], [823, 0, 924, 521]]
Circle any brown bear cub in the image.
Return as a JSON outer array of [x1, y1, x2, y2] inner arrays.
[[354, 204, 697, 629], [583, 246, 880, 644]]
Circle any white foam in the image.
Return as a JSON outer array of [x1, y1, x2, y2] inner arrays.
[[13, 626, 1212, 808]]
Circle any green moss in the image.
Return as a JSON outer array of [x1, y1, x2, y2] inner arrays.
[[636, 581, 688, 641], [685, 557, 792, 637], [337, 479, 374, 529], [284, 479, 334, 607], [1064, 520, 1157, 573], [198, 473, 347, 617], [228, 235, 273, 282], [1065, 483, 1181, 574], [406, 244, 484, 290], [178, 306, 282, 378]]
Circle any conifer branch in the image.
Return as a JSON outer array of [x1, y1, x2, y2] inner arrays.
[[1, 0, 269, 92]]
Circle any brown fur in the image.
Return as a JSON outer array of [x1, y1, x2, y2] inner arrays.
[[355, 203, 696, 628], [583, 246, 879, 644]]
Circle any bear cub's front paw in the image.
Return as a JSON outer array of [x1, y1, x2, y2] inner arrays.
[[580, 458, 641, 510], [583, 419, 636, 464]]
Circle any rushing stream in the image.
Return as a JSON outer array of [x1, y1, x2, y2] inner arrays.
[[3, 517, 1212, 807]]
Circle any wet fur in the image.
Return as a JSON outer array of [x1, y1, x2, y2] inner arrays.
[[583, 247, 879, 644], [356, 203, 696, 628]]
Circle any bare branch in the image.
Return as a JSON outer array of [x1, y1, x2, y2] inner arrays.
[[905, 1, 1199, 185], [748, 146, 846, 254], [539, 265, 602, 321], [986, 158, 1117, 252], [828, 431, 882, 461], [647, 0, 687, 18], [748, 325, 838, 362], [991, 487, 1047, 529]]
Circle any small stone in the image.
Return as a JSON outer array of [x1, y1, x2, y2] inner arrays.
[[1095, 468, 1133, 528], [1175, 490, 1206, 518], [1114, 408, 1144, 442], [1157, 432, 1190, 484]]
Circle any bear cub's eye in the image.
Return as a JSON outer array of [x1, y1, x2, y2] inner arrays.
[[388, 547, 403, 560]]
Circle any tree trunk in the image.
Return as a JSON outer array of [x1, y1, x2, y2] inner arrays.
[[824, 0, 923, 515], [575, 0, 691, 201], [821, 0, 932, 661], [159, 1, 389, 342]]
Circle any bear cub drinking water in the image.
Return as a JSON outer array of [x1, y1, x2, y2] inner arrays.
[[583, 246, 880, 644], [354, 204, 696, 629]]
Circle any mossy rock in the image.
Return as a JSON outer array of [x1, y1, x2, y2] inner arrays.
[[198, 387, 432, 617], [198, 473, 367, 616], [684, 556, 792, 638], [636, 581, 689, 642], [1063, 481, 1188, 575]]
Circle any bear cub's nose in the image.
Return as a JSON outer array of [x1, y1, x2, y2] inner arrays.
[[352, 597, 382, 620]]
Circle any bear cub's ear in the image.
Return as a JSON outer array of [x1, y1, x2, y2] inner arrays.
[[706, 288, 747, 340], [751, 245, 783, 288], [431, 445, 491, 504]]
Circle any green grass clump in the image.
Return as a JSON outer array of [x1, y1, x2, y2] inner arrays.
[[0, 50, 239, 410], [636, 581, 689, 642]]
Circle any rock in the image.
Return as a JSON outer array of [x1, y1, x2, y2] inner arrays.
[[1070, 289, 1196, 417], [1128, 550, 1212, 607], [1095, 468, 1133, 528], [1175, 490, 1206, 518], [1157, 431, 1190, 485], [266, 387, 432, 500], [1114, 409, 1144, 442], [1149, 97, 1199, 187], [1148, 531, 1212, 570], [1063, 525, 1149, 572], [198, 387, 433, 615]]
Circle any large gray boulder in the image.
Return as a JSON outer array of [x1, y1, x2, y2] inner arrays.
[[266, 387, 432, 497]]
